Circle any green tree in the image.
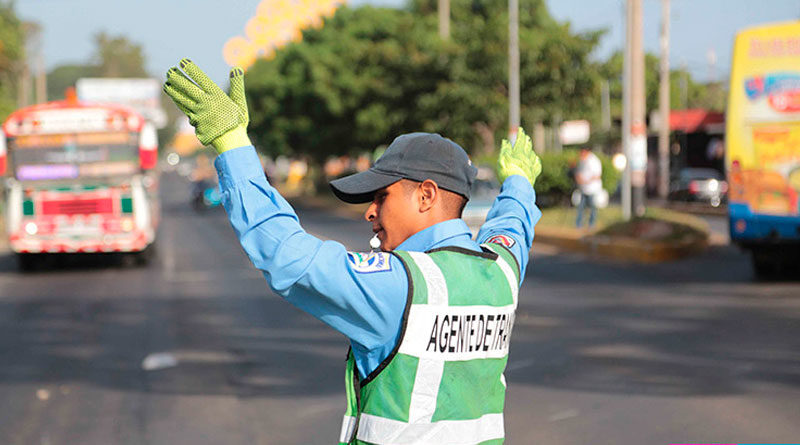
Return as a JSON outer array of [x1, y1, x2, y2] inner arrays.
[[92, 32, 148, 77], [46, 64, 99, 100], [246, 1, 604, 160], [0, 1, 25, 120], [599, 50, 728, 120], [411, 0, 603, 152], [247, 6, 451, 161], [46, 33, 149, 100]]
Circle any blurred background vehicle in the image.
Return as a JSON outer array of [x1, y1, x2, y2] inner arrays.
[[462, 167, 500, 234], [668, 167, 728, 207], [1, 94, 160, 270], [189, 153, 221, 211]]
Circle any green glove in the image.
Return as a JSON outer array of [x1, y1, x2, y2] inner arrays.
[[163, 58, 251, 154], [497, 127, 542, 187]]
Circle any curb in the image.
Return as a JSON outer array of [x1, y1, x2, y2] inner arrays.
[[653, 201, 727, 217], [535, 225, 710, 263]]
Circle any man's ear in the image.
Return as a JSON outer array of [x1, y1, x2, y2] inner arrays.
[[418, 180, 438, 213]]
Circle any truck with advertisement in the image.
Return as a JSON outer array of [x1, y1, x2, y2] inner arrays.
[[726, 21, 800, 276], [0, 91, 159, 270]]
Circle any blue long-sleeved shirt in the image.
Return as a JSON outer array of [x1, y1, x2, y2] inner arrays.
[[215, 145, 541, 378]]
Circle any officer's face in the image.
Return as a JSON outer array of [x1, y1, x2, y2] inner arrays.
[[364, 181, 420, 251]]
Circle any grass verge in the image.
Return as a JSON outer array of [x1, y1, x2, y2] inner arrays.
[[539, 205, 710, 242]]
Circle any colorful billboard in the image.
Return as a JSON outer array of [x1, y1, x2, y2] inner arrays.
[[726, 21, 800, 217]]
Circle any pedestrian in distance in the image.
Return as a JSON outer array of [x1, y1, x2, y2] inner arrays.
[[574, 148, 603, 228], [163, 59, 543, 445]]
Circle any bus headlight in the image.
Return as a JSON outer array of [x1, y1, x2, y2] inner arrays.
[[121, 219, 135, 232], [25, 222, 38, 235]]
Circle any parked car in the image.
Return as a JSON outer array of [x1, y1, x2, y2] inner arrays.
[[668, 168, 728, 207]]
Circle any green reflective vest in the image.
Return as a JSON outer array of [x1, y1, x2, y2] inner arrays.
[[339, 243, 521, 445]]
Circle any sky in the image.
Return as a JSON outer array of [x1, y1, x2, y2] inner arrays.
[[15, 0, 800, 87]]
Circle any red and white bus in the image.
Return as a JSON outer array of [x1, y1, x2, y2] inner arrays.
[[1, 93, 159, 269]]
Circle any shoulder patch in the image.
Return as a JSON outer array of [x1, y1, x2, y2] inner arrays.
[[486, 234, 516, 248], [347, 251, 393, 273]]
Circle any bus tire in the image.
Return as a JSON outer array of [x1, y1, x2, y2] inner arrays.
[[751, 249, 779, 280], [16, 253, 39, 272], [134, 244, 157, 266]]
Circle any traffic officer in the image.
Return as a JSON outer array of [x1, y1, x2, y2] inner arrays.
[[164, 59, 542, 444]]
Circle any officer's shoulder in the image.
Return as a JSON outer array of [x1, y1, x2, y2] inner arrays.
[[346, 251, 395, 274]]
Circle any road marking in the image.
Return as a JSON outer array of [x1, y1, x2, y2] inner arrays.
[[142, 349, 242, 371], [141, 352, 178, 371], [505, 357, 537, 372], [548, 409, 579, 422]]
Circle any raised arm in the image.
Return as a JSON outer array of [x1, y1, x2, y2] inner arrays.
[[477, 128, 542, 284], [162, 60, 408, 373]]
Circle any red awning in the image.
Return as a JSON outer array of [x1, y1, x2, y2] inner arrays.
[[669, 109, 725, 133]]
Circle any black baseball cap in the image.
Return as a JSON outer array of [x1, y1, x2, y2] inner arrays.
[[330, 133, 478, 204]]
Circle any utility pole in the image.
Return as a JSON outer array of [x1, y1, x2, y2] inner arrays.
[[681, 60, 688, 109], [509, 0, 520, 139], [438, 0, 450, 40], [30, 23, 47, 104], [707, 48, 717, 83], [621, 1, 632, 220], [658, 0, 670, 199], [601, 79, 611, 132], [36, 51, 47, 103], [18, 64, 31, 108], [630, 0, 647, 216]]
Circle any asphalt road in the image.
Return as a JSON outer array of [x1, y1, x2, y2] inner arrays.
[[0, 173, 798, 444]]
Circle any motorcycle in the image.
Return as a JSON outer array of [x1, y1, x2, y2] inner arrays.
[[191, 180, 222, 211]]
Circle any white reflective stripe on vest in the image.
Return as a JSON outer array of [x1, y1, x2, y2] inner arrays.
[[489, 249, 519, 306], [399, 304, 516, 360], [407, 355, 444, 423], [405, 251, 449, 424], [339, 415, 356, 443], [406, 251, 448, 305], [356, 412, 504, 445]]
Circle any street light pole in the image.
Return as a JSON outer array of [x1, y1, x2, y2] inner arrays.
[[438, 0, 450, 40], [630, 0, 647, 216], [658, 0, 671, 199], [509, 0, 520, 138], [621, 1, 632, 220]]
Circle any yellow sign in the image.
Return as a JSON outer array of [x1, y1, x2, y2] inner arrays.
[[222, 36, 258, 69], [223, 0, 347, 70]]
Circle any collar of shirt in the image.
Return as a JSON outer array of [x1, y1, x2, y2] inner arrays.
[[394, 218, 479, 253]]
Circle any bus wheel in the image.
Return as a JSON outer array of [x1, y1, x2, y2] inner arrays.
[[16, 253, 39, 272], [751, 249, 779, 279], [130, 244, 156, 267]]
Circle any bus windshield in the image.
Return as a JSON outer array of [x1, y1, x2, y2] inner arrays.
[[9, 131, 140, 181]]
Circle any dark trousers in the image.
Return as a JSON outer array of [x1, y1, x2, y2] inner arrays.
[[575, 192, 597, 228]]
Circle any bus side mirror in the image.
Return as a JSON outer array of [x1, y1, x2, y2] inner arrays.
[[139, 122, 158, 170]]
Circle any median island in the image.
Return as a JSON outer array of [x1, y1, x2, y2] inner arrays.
[[535, 206, 710, 262]]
